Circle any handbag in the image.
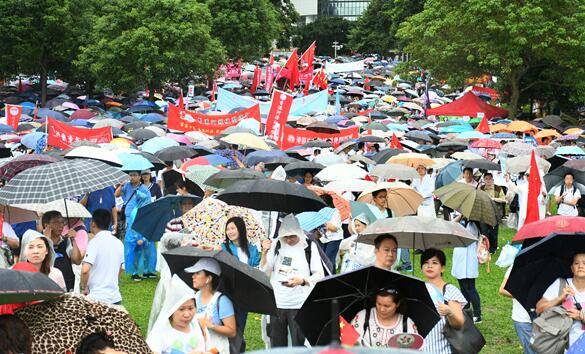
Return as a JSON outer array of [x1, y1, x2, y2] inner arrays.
[[442, 284, 486, 354]]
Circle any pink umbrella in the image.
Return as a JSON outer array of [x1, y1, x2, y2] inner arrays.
[[166, 133, 191, 145], [62, 102, 80, 110], [470, 138, 501, 149], [70, 109, 96, 120]]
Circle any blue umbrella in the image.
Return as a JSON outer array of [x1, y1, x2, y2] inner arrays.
[[325, 115, 345, 124], [555, 146, 585, 156], [387, 123, 409, 132], [127, 105, 156, 113], [117, 153, 154, 171], [439, 124, 474, 134], [140, 113, 165, 123], [456, 131, 490, 140], [140, 137, 179, 154], [349, 201, 378, 224], [296, 207, 336, 232], [493, 132, 516, 139], [132, 194, 202, 241], [435, 160, 464, 189], [133, 100, 158, 108], [69, 119, 91, 127], [21, 102, 36, 109], [0, 124, 14, 133], [243, 150, 287, 167], [21, 132, 48, 149], [36, 108, 67, 121]]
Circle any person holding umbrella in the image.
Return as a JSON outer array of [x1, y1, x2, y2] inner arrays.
[[186, 258, 236, 354], [420, 248, 467, 353], [553, 172, 581, 217], [339, 213, 375, 273]]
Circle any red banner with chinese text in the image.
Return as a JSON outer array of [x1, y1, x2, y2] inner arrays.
[[280, 126, 359, 150], [168, 103, 261, 136], [47, 118, 112, 149], [5, 104, 22, 130], [264, 90, 293, 144]]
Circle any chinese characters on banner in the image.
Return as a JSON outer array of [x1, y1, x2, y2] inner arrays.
[[264, 90, 293, 144], [4, 104, 22, 130], [280, 126, 359, 150], [167, 103, 261, 136], [47, 118, 112, 149]]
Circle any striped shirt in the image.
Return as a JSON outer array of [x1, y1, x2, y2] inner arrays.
[[422, 283, 468, 354]]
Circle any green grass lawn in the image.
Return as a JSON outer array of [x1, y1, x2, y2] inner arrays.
[[121, 227, 521, 353]]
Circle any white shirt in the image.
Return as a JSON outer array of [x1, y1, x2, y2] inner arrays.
[[412, 174, 435, 206], [147, 321, 208, 354], [451, 222, 479, 280], [320, 209, 343, 243], [555, 184, 581, 216], [83, 230, 124, 304], [543, 278, 585, 346], [2, 222, 17, 240], [504, 267, 531, 323]]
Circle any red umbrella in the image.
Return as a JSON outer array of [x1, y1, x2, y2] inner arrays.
[[69, 109, 96, 120], [512, 215, 585, 243], [470, 138, 501, 149]]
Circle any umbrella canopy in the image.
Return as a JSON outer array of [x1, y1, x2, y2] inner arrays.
[[204, 168, 265, 190], [128, 128, 157, 140], [117, 153, 154, 171], [304, 140, 334, 149], [505, 232, 585, 312], [216, 179, 326, 213], [461, 158, 500, 171], [15, 199, 92, 219], [505, 155, 551, 174], [435, 141, 467, 153], [372, 149, 404, 164], [64, 146, 123, 167], [512, 216, 585, 243], [154, 146, 197, 161], [92, 118, 124, 129], [0, 160, 128, 204], [163, 247, 276, 315], [502, 141, 534, 156], [140, 136, 179, 154], [426, 92, 508, 119], [295, 266, 439, 345], [434, 182, 498, 226], [307, 122, 340, 134], [369, 164, 418, 181], [184, 165, 221, 190], [132, 194, 202, 241], [181, 198, 266, 246], [470, 139, 502, 149], [0, 154, 57, 182], [387, 153, 434, 168], [15, 294, 150, 353], [505, 121, 538, 134], [315, 164, 368, 182], [221, 133, 271, 151], [0, 268, 64, 305], [357, 182, 423, 216], [243, 150, 288, 166], [284, 161, 326, 177], [21, 132, 47, 149], [544, 166, 585, 191], [358, 216, 477, 249], [404, 131, 432, 143], [435, 161, 463, 188], [450, 151, 484, 160]]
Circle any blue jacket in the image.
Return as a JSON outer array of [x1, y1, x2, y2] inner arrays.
[[222, 241, 260, 267]]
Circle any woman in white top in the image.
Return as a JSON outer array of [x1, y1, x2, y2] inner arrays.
[[350, 288, 418, 348], [147, 275, 211, 354], [339, 213, 375, 273], [421, 248, 467, 354], [536, 253, 585, 347], [19, 230, 66, 291]]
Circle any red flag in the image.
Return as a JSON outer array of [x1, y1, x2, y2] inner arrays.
[[339, 315, 360, 347], [390, 133, 403, 149], [47, 118, 112, 149], [178, 91, 185, 111], [268, 54, 274, 66], [250, 65, 261, 93], [265, 65, 275, 92], [312, 68, 328, 90], [300, 41, 316, 76], [277, 49, 299, 90], [476, 114, 489, 134], [210, 81, 218, 102], [265, 90, 293, 145], [5, 104, 22, 130], [364, 76, 371, 91], [525, 150, 543, 225]]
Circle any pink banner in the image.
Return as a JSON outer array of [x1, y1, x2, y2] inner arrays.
[[280, 126, 359, 150]]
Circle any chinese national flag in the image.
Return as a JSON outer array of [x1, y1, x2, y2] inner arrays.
[[339, 315, 360, 347], [251, 65, 261, 93], [390, 133, 403, 149], [281, 49, 299, 89], [312, 69, 328, 90], [525, 150, 542, 225], [476, 115, 489, 134], [300, 41, 316, 76]]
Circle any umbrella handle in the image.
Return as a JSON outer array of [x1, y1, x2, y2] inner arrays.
[[64, 198, 71, 228]]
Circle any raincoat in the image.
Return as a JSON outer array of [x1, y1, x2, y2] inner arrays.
[[124, 188, 155, 275]]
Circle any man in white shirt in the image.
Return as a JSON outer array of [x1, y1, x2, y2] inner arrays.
[[260, 214, 324, 347], [555, 172, 581, 216], [80, 209, 125, 305]]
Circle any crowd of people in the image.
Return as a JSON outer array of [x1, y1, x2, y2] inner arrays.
[[0, 54, 584, 354]]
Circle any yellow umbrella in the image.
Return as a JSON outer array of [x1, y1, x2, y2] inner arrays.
[[565, 127, 584, 135], [357, 182, 423, 216], [504, 121, 538, 133], [489, 123, 508, 133], [221, 132, 271, 151], [387, 152, 434, 168], [382, 95, 397, 103], [535, 129, 561, 139], [110, 137, 133, 148]]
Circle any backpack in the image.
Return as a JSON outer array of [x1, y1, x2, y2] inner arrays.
[[530, 278, 572, 354]]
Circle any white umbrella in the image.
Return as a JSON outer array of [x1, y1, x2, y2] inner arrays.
[[324, 179, 375, 194], [431, 158, 455, 170], [315, 163, 367, 182], [505, 155, 551, 174], [184, 131, 211, 142], [144, 126, 166, 137], [15, 199, 92, 219], [64, 146, 123, 167], [92, 118, 124, 129], [451, 151, 484, 160], [370, 164, 418, 180], [313, 153, 346, 166]]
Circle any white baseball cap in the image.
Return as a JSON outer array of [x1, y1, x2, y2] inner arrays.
[[184, 258, 222, 276]]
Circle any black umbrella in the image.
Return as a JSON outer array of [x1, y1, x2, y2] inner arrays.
[[462, 159, 500, 171], [295, 266, 440, 345], [0, 268, 64, 304], [204, 168, 265, 190], [155, 146, 198, 161], [405, 131, 433, 143], [544, 165, 585, 191], [505, 232, 585, 312], [306, 122, 340, 134], [128, 128, 157, 140], [372, 149, 405, 164], [284, 161, 326, 177], [216, 179, 326, 213], [263, 156, 298, 170], [435, 141, 467, 153], [303, 140, 333, 148], [357, 135, 385, 143], [122, 121, 150, 131], [163, 247, 277, 315]]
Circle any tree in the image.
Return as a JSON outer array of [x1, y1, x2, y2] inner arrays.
[[270, 0, 300, 48], [294, 17, 354, 57], [0, 0, 88, 106], [77, 0, 225, 98], [397, 0, 585, 117], [207, 0, 281, 61], [348, 0, 423, 55]]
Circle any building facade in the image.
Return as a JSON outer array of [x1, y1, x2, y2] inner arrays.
[[291, 0, 370, 24]]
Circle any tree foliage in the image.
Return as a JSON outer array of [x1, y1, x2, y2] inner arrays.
[[348, 0, 423, 55], [294, 17, 354, 57], [397, 0, 585, 117], [77, 0, 225, 96], [270, 0, 300, 48], [207, 0, 281, 61]]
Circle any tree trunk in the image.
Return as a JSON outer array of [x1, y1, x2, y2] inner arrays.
[[40, 48, 48, 107], [508, 74, 520, 119]]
